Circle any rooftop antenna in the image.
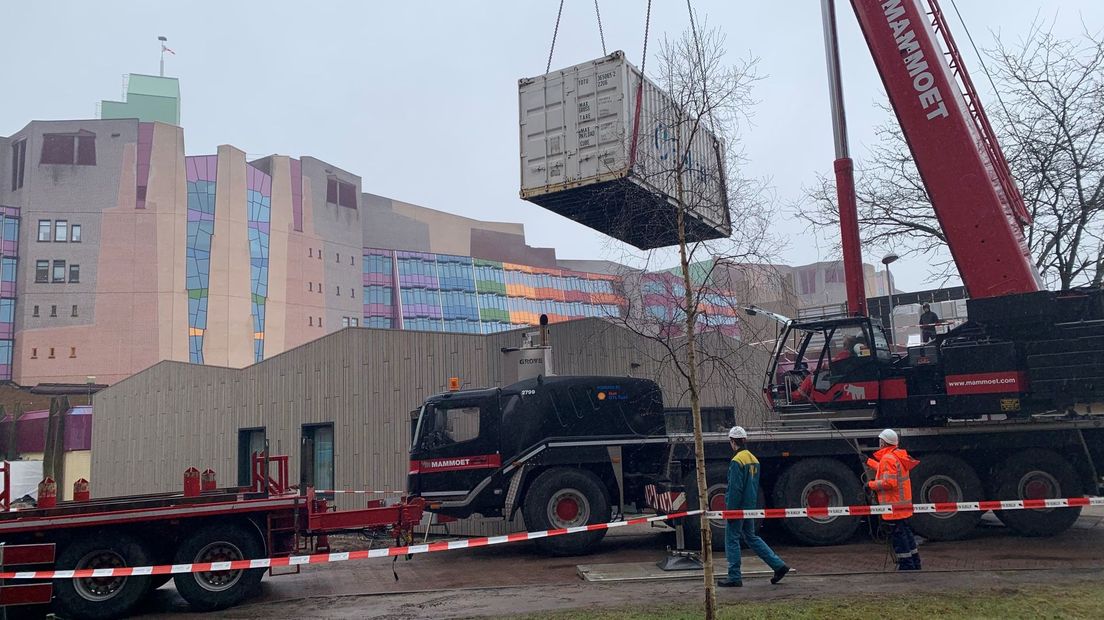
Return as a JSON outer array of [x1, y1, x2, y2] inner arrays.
[[158, 35, 169, 76]]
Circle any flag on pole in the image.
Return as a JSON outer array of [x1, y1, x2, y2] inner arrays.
[[162, 45, 175, 55]]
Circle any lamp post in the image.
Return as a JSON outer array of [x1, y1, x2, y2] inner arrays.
[[881, 252, 899, 348], [86, 375, 95, 409]]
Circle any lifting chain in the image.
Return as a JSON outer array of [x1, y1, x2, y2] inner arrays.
[[594, 0, 607, 55], [546, 0, 566, 73]]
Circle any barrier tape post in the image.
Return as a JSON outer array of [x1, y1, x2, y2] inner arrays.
[[3, 497, 1100, 580]]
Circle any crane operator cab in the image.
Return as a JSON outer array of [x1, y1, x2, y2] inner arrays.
[[756, 311, 896, 423]]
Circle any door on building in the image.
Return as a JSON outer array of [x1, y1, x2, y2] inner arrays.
[[237, 427, 267, 487], [301, 423, 335, 495]]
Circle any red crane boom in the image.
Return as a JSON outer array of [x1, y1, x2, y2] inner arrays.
[[841, 0, 1042, 301]]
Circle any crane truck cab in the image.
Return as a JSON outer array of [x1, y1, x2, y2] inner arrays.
[[409, 375, 665, 553]]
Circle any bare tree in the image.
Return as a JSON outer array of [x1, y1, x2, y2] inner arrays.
[[601, 20, 783, 618], [797, 22, 1104, 289]]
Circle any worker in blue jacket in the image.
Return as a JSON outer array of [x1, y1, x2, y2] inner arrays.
[[719, 426, 791, 587]]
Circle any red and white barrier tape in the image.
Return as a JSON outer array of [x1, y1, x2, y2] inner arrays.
[[0, 510, 698, 580], [315, 490, 405, 495], [3, 496, 1099, 580], [705, 496, 1104, 521]]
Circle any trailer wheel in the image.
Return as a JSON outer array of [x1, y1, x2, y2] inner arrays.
[[680, 465, 763, 551], [172, 523, 265, 612], [522, 467, 610, 556], [773, 458, 863, 546], [53, 533, 152, 620], [909, 454, 984, 541], [994, 449, 1082, 537]]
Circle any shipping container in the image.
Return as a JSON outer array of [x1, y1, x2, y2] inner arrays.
[[519, 51, 732, 250]]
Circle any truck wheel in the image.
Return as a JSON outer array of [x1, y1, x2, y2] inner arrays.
[[909, 454, 984, 541], [172, 523, 266, 612], [993, 449, 1082, 537], [149, 574, 173, 591], [680, 466, 763, 551], [522, 467, 610, 556], [53, 533, 152, 620], [773, 458, 863, 546]]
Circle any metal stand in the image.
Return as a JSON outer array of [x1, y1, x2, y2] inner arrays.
[[655, 521, 703, 571]]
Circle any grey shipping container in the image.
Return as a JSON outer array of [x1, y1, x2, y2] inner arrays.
[[519, 51, 732, 250]]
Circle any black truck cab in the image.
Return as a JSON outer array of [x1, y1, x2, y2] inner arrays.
[[408, 376, 664, 520]]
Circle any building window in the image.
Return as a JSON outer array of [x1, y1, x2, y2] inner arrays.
[[50, 305, 57, 317], [10, 139, 26, 191], [30, 348, 37, 359], [318, 283, 322, 293], [52, 260, 65, 283], [308, 282, 313, 292], [342, 317, 349, 327], [326, 179, 357, 209], [350, 288, 354, 298], [336, 253, 340, 263], [300, 423, 335, 493], [71, 304, 78, 317], [69, 347, 76, 358], [318, 317, 322, 328], [308, 247, 313, 257], [351, 317, 358, 327], [38, 220, 51, 242], [69, 264, 79, 283], [40, 132, 96, 165], [32, 305, 39, 317], [350, 255, 354, 266], [35, 260, 49, 283], [54, 220, 68, 242], [336, 286, 341, 296], [48, 347, 55, 359], [317, 250, 322, 260], [237, 428, 267, 487], [70, 224, 81, 243]]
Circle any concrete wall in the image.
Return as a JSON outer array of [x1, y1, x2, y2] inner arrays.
[[92, 318, 769, 535]]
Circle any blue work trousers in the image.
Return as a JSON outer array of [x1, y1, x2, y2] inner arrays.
[[725, 518, 784, 582]]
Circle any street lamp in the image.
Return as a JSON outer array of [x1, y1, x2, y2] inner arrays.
[[881, 252, 899, 348]]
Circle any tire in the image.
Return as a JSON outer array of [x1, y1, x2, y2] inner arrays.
[[993, 449, 1082, 537], [909, 454, 984, 541], [149, 574, 173, 591], [680, 465, 764, 551], [53, 532, 152, 620], [172, 522, 266, 612], [773, 458, 864, 546], [522, 467, 611, 556]]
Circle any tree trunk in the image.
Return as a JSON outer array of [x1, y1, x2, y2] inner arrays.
[[676, 169, 716, 618]]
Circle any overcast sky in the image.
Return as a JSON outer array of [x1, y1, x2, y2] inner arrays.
[[3, 1, 1101, 291]]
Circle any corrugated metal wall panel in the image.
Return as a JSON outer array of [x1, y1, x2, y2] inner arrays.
[[92, 319, 769, 534]]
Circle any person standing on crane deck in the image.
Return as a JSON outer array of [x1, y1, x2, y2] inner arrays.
[[867, 429, 922, 570], [718, 426, 791, 587], [919, 303, 940, 343]]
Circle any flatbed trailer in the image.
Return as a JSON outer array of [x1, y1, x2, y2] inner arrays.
[[409, 376, 1104, 555], [0, 453, 423, 619]]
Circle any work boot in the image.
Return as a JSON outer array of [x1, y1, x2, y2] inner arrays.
[[717, 580, 743, 587], [770, 565, 791, 584]]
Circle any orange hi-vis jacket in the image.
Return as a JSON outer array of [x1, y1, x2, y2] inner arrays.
[[867, 446, 920, 520]]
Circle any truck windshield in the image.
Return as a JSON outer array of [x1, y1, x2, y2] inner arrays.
[[413, 402, 481, 451]]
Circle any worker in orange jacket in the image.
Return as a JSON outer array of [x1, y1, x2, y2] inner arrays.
[[867, 429, 921, 570]]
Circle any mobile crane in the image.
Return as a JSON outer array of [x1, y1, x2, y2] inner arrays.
[[407, 0, 1104, 556]]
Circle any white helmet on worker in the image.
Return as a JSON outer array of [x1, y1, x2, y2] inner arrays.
[[878, 428, 899, 446], [728, 426, 748, 440]]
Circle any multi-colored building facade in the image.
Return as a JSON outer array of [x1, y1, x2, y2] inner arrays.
[[0, 108, 634, 387]]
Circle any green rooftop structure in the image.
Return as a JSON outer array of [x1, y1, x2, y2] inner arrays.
[[100, 74, 180, 125]]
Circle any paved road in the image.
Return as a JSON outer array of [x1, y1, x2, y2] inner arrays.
[[135, 508, 1104, 618]]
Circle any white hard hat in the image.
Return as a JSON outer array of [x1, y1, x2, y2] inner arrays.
[[728, 426, 748, 440], [878, 428, 899, 445]]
